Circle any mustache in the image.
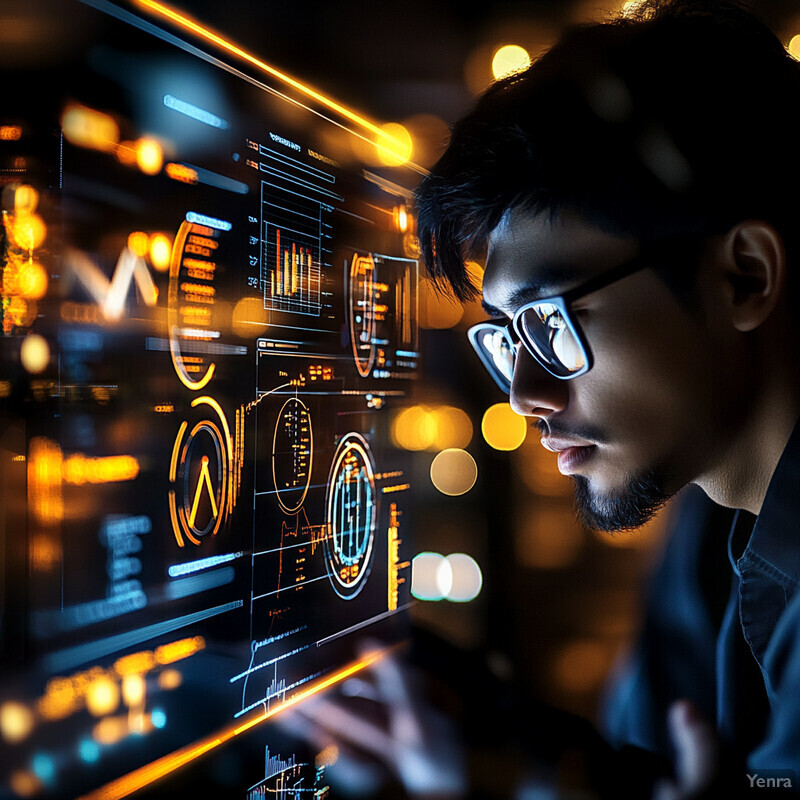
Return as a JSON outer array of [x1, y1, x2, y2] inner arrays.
[[536, 418, 608, 445]]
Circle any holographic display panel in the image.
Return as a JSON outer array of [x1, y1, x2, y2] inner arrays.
[[0, 1, 418, 796]]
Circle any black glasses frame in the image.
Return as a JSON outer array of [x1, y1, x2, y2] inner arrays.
[[467, 249, 659, 392]]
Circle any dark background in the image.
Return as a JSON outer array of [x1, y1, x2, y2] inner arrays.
[[3, 0, 800, 796]]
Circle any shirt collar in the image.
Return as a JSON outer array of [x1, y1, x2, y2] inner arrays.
[[737, 416, 800, 584]]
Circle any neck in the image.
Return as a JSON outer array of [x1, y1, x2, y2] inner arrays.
[[696, 382, 800, 515]]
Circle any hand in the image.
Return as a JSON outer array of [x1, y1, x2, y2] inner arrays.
[[275, 638, 468, 799], [652, 700, 719, 800]]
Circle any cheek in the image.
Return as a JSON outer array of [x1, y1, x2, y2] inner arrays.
[[580, 304, 719, 440]]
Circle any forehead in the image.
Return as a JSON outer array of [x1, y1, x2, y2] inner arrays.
[[482, 208, 639, 314]]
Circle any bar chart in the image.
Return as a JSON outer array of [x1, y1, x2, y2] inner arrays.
[[261, 182, 323, 316]]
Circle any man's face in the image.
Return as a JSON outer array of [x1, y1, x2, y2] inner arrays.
[[481, 209, 743, 531]]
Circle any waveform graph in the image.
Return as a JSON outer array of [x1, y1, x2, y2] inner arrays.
[[247, 745, 329, 799], [348, 252, 376, 378], [262, 181, 323, 316], [324, 433, 377, 599], [168, 396, 234, 547], [272, 397, 313, 514]]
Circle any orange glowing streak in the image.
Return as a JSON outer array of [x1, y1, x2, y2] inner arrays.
[[77, 646, 395, 800], [135, 0, 405, 154]]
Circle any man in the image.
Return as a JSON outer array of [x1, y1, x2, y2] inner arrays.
[[283, 1, 800, 796]]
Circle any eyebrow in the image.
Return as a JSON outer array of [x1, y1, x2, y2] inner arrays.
[[481, 264, 580, 317]]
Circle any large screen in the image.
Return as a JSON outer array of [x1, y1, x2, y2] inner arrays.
[[0, 1, 420, 796]]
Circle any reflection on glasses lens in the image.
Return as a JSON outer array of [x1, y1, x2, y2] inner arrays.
[[481, 329, 515, 383], [520, 304, 585, 375]]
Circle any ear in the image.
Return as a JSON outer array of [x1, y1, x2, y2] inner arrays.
[[718, 220, 786, 333]]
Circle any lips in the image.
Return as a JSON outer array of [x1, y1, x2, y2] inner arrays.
[[540, 436, 596, 475]]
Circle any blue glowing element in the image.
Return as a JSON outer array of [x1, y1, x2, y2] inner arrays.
[[79, 739, 101, 763], [31, 753, 56, 784], [163, 94, 229, 129], [181, 163, 248, 195], [169, 551, 243, 577], [185, 212, 232, 231], [151, 708, 167, 729]]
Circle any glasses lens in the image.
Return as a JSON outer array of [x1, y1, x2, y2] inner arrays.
[[473, 326, 515, 390], [518, 303, 586, 377]]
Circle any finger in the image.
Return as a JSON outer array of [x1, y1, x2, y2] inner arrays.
[[668, 700, 718, 794], [352, 638, 429, 747], [291, 694, 395, 758], [276, 708, 390, 797], [356, 638, 415, 705]]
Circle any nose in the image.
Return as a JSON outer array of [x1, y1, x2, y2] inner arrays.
[[509, 347, 570, 419]]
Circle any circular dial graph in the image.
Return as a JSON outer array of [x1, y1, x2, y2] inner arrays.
[[324, 433, 376, 599], [272, 397, 313, 514], [349, 252, 376, 378], [168, 396, 232, 547]]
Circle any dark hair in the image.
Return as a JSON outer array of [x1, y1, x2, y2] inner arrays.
[[415, 0, 800, 302]]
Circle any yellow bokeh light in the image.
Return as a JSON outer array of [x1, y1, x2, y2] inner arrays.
[[127, 231, 150, 257], [85, 675, 120, 717], [430, 448, 478, 496], [158, 668, 183, 690], [432, 405, 473, 449], [394, 205, 409, 233], [122, 674, 146, 707], [20, 334, 50, 374], [0, 701, 35, 743], [135, 137, 163, 175], [10, 213, 46, 250], [481, 402, 527, 451], [419, 277, 463, 329], [492, 44, 531, 80], [392, 405, 436, 450], [149, 233, 173, 271], [93, 715, 128, 745], [232, 295, 268, 336], [375, 122, 413, 166], [790, 34, 800, 60], [14, 184, 39, 215], [0, 126, 23, 141], [61, 104, 120, 152], [391, 404, 472, 451], [17, 261, 48, 300], [400, 112, 450, 169]]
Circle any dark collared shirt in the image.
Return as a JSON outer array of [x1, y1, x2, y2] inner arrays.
[[601, 421, 800, 789]]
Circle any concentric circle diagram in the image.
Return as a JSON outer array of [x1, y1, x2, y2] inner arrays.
[[349, 252, 376, 378], [324, 433, 377, 599], [272, 397, 313, 514], [169, 397, 232, 547]]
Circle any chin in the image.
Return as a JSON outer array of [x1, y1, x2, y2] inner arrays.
[[571, 469, 672, 533]]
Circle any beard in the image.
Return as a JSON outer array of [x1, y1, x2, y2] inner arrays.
[[570, 468, 673, 532]]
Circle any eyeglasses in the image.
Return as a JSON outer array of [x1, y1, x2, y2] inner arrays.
[[467, 251, 656, 393]]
